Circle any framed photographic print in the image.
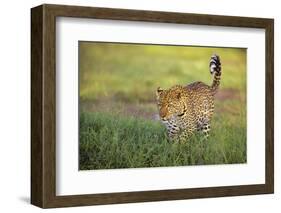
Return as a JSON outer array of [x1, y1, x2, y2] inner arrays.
[[31, 4, 274, 208]]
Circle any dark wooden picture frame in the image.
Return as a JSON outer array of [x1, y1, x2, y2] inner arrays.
[[31, 4, 274, 208]]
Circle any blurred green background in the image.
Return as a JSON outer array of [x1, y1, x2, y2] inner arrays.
[[79, 42, 247, 170]]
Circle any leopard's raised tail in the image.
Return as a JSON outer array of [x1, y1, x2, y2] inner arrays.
[[209, 54, 222, 93]]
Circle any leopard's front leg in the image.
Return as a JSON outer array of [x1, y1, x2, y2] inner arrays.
[[178, 124, 197, 142]]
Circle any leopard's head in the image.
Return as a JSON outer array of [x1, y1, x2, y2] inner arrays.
[[156, 85, 186, 122]]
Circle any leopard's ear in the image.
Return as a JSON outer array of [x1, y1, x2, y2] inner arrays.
[[157, 87, 163, 93], [156, 87, 163, 100]]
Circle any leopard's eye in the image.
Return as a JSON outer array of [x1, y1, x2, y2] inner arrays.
[[178, 112, 185, 117]]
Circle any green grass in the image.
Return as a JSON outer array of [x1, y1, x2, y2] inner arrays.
[[79, 42, 247, 170], [79, 110, 246, 170]]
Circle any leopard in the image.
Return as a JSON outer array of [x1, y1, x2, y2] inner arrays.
[[156, 54, 222, 142]]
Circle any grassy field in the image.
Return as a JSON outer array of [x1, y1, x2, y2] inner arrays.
[[79, 42, 247, 170]]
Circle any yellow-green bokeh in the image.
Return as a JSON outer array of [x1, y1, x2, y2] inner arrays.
[[79, 42, 246, 103]]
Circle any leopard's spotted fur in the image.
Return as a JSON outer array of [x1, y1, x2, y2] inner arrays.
[[156, 54, 221, 141]]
